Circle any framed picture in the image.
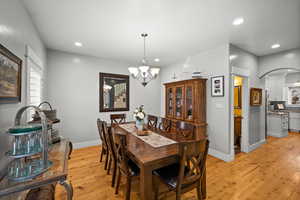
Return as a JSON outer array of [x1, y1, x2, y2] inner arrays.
[[250, 88, 262, 106], [0, 44, 22, 103], [99, 73, 129, 112], [234, 86, 242, 109], [211, 76, 224, 97], [287, 86, 300, 105]]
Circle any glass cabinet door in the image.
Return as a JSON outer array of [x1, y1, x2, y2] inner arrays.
[[175, 86, 184, 119], [185, 84, 193, 121], [166, 87, 174, 117]]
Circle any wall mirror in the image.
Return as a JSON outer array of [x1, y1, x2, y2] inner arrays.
[[99, 73, 129, 112]]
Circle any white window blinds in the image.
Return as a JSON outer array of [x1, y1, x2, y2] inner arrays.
[[26, 46, 45, 108]]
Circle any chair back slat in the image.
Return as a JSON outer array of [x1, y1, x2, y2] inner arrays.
[[176, 121, 195, 139], [110, 114, 126, 125], [177, 140, 209, 190], [147, 115, 158, 130], [159, 117, 172, 133]]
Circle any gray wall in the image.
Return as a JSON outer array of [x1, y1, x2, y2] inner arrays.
[[258, 48, 300, 76], [0, 0, 46, 177], [47, 50, 161, 148], [230, 45, 265, 146], [160, 44, 231, 158]]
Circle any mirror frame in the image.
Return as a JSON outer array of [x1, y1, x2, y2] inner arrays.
[[99, 72, 130, 112]]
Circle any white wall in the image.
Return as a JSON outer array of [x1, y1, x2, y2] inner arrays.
[[160, 44, 232, 161], [47, 50, 161, 148], [230, 45, 265, 147], [258, 48, 300, 77], [0, 0, 46, 176]]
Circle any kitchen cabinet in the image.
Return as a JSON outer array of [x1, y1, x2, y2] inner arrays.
[[289, 111, 300, 132]]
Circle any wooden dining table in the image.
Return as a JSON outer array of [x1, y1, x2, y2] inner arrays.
[[114, 122, 206, 200]]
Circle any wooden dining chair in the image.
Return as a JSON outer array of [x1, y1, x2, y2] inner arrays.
[[147, 115, 158, 130], [176, 121, 196, 139], [153, 139, 209, 200], [97, 119, 109, 168], [102, 120, 118, 187], [110, 114, 126, 126], [159, 117, 172, 133], [114, 132, 140, 200]]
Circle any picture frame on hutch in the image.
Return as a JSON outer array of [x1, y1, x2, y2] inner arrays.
[[211, 76, 224, 97], [99, 72, 129, 112], [0, 44, 22, 104]]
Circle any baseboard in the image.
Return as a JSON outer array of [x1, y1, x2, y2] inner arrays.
[[248, 139, 266, 152], [208, 148, 234, 162], [267, 131, 288, 138], [73, 140, 101, 149]]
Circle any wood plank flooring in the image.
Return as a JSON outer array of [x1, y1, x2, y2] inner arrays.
[[55, 133, 300, 200]]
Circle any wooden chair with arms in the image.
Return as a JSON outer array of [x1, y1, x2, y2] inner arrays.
[[110, 114, 126, 126], [153, 139, 209, 200], [114, 132, 140, 200], [147, 115, 158, 130], [158, 117, 172, 133]]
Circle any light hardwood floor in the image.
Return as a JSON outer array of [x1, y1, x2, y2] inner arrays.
[[55, 133, 300, 200]]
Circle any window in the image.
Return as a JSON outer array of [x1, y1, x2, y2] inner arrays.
[[28, 63, 42, 106], [26, 46, 45, 119]]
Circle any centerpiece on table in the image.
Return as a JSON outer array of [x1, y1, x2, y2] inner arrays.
[[133, 105, 146, 131]]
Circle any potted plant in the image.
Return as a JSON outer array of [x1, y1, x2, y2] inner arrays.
[[133, 105, 146, 130]]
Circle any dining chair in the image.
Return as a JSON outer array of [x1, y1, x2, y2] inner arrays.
[[176, 121, 196, 139], [153, 139, 209, 200], [158, 117, 172, 133], [147, 115, 158, 130], [114, 132, 140, 200], [102, 120, 118, 187], [110, 114, 126, 126], [97, 119, 109, 168]]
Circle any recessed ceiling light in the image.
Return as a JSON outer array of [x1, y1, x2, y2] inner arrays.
[[229, 55, 238, 60], [271, 44, 280, 49], [154, 58, 160, 62], [232, 17, 244, 26], [74, 42, 82, 47]]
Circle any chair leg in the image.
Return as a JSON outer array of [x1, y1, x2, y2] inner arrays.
[[100, 148, 105, 162], [104, 151, 109, 170], [111, 160, 117, 187], [196, 182, 203, 200], [107, 155, 112, 175], [115, 169, 121, 194], [125, 176, 132, 200], [154, 181, 159, 200]]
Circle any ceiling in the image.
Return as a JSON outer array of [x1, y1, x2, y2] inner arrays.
[[22, 0, 300, 66]]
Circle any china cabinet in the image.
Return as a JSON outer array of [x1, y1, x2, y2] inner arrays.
[[164, 79, 207, 139]]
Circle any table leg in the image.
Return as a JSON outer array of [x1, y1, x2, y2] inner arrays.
[[140, 165, 153, 200], [59, 180, 73, 200]]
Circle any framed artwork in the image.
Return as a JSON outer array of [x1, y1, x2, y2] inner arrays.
[[234, 86, 242, 109], [0, 44, 22, 104], [211, 76, 224, 97], [250, 88, 262, 106], [99, 72, 129, 112], [287, 86, 300, 105]]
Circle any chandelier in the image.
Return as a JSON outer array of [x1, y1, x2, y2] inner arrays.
[[128, 33, 160, 86]]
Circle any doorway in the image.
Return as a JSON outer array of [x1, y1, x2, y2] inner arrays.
[[230, 69, 250, 158], [234, 76, 243, 154]]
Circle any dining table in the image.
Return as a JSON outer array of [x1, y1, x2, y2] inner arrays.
[[114, 122, 206, 200]]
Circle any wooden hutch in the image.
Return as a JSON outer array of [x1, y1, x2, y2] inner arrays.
[[164, 78, 207, 139]]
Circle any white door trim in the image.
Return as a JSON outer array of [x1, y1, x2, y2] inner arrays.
[[230, 67, 251, 160]]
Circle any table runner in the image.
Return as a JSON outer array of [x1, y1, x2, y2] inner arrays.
[[119, 123, 177, 148]]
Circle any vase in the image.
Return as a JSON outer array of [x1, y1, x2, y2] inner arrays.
[[135, 119, 144, 131]]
